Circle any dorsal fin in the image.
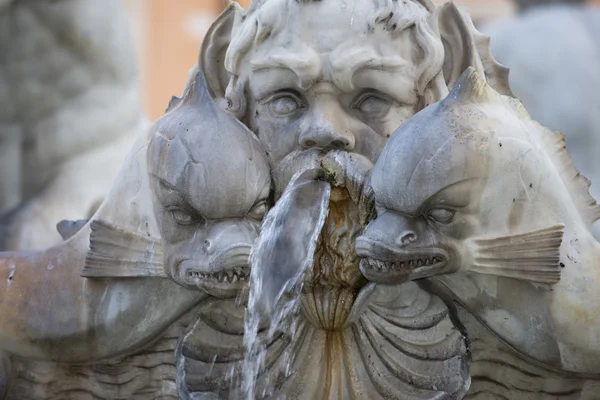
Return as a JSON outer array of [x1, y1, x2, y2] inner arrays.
[[535, 124, 600, 228], [444, 67, 497, 106], [453, 68, 600, 229], [458, 8, 514, 98]]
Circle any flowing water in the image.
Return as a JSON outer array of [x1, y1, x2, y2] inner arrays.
[[242, 169, 331, 399]]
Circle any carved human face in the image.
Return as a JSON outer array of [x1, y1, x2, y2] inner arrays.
[[240, 0, 429, 185], [148, 72, 271, 298]]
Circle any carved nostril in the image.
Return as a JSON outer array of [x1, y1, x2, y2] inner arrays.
[[331, 139, 348, 149], [399, 231, 417, 245], [203, 240, 213, 254], [303, 140, 317, 147]]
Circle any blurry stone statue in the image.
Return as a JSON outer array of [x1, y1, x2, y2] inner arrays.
[[358, 68, 600, 397], [0, 0, 147, 251], [1, 0, 600, 399], [0, 62, 273, 398], [483, 4, 600, 238]]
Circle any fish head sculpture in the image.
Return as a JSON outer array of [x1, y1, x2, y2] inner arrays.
[[196, 0, 515, 328], [357, 67, 566, 286], [148, 68, 271, 298]]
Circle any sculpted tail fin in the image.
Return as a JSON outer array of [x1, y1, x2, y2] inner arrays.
[[82, 220, 167, 278], [470, 224, 565, 285]]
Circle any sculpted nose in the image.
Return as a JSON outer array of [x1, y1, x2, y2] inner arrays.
[[299, 129, 355, 151], [299, 105, 356, 151], [397, 231, 417, 246]]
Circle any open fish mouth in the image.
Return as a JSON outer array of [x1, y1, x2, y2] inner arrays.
[[361, 255, 446, 272], [184, 266, 250, 285], [178, 245, 252, 298], [357, 249, 448, 284]]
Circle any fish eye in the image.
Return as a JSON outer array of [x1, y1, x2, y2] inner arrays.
[[426, 207, 455, 224], [169, 208, 196, 226], [248, 200, 268, 220], [266, 92, 305, 117], [352, 91, 392, 119]]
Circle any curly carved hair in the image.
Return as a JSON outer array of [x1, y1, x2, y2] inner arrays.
[[221, 0, 444, 118]]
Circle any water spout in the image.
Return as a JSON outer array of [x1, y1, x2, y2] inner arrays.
[[242, 168, 331, 398]]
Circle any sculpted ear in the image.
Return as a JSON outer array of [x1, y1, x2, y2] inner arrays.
[[436, 2, 514, 96], [200, 3, 242, 101], [437, 2, 484, 89]]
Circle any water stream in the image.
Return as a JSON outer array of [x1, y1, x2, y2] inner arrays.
[[242, 168, 331, 398]]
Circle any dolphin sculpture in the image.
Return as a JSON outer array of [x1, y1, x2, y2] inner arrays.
[[0, 66, 272, 397], [357, 67, 600, 375]]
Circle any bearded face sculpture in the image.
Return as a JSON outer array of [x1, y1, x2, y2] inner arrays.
[[199, 0, 512, 323], [166, 0, 519, 397]]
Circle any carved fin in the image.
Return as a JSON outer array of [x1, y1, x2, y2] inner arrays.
[[165, 96, 182, 113], [445, 67, 497, 105], [536, 127, 600, 229], [56, 219, 89, 240], [82, 220, 166, 278], [470, 224, 565, 285], [458, 8, 514, 97]]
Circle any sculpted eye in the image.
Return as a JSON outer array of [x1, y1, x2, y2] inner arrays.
[[427, 207, 455, 224], [169, 208, 196, 225], [248, 200, 268, 220], [352, 92, 392, 118], [267, 93, 304, 116]]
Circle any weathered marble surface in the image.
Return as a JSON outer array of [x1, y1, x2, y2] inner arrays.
[[5, 311, 193, 400], [357, 68, 600, 397], [178, 283, 469, 399], [2, 1, 600, 399], [483, 5, 600, 238]]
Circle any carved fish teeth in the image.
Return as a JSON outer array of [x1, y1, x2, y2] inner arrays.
[[417, 259, 423, 267]]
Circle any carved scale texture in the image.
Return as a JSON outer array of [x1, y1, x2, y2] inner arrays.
[[5, 311, 193, 400], [178, 283, 469, 399], [459, 307, 600, 400]]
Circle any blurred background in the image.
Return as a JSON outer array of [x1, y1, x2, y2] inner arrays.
[[121, 0, 600, 120]]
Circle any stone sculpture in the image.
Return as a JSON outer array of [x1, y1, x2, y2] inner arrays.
[[145, 66, 271, 298], [3, 0, 599, 398], [482, 4, 600, 239], [0, 0, 147, 251], [0, 63, 275, 398], [357, 68, 600, 394]]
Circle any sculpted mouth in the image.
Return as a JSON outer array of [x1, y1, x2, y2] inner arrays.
[[177, 244, 252, 297], [355, 237, 449, 283], [359, 253, 447, 284], [360, 255, 446, 272], [185, 266, 250, 285]]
